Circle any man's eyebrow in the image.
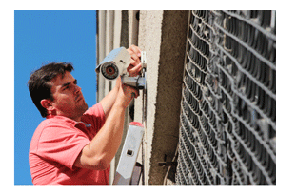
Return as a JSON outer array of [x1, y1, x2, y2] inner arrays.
[[61, 79, 77, 88]]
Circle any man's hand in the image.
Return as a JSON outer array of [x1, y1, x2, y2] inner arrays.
[[127, 45, 142, 77], [119, 83, 139, 108]]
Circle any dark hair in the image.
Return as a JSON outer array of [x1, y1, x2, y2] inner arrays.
[[28, 62, 74, 118]]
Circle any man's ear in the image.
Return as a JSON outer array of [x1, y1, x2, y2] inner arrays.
[[40, 99, 53, 110]]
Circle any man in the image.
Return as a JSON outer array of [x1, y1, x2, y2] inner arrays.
[[29, 45, 142, 185]]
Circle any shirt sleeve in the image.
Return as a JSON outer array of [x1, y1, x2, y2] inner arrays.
[[84, 103, 106, 122], [36, 123, 90, 170], [82, 103, 106, 135]]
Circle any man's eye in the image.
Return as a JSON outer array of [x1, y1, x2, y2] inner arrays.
[[64, 85, 70, 90]]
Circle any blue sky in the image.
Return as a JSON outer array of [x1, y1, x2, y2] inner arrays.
[[14, 10, 96, 185]]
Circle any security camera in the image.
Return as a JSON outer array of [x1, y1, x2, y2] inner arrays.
[[96, 47, 147, 91], [95, 47, 130, 80]]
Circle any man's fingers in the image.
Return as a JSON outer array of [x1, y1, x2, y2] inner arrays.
[[129, 45, 142, 57], [129, 52, 139, 62], [127, 45, 142, 76], [128, 63, 142, 77], [129, 51, 141, 66], [131, 88, 139, 99], [121, 84, 139, 107], [129, 63, 142, 73], [130, 58, 140, 66]]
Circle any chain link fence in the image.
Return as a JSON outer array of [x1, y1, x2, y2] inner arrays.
[[175, 10, 276, 185]]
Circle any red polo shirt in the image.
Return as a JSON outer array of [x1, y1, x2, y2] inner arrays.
[[29, 103, 109, 185]]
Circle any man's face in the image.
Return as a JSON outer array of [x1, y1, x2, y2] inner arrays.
[[49, 71, 88, 121]]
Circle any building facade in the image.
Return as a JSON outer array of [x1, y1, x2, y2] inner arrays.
[[96, 10, 276, 185]]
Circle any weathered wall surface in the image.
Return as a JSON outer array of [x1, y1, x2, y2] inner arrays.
[[135, 10, 188, 185]]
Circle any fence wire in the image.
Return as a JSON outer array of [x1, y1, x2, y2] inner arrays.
[[175, 10, 276, 185]]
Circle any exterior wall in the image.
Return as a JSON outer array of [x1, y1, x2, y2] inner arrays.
[[135, 10, 188, 185], [97, 10, 189, 185], [97, 10, 276, 186], [96, 10, 130, 184]]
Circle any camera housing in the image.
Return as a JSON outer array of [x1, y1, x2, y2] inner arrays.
[[95, 47, 130, 80]]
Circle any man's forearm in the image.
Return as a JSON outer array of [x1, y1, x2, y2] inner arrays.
[[83, 100, 126, 169], [74, 87, 128, 170], [99, 77, 122, 119], [74, 81, 139, 170]]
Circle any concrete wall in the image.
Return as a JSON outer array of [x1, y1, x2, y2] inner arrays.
[[97, 10, 189, 185], [96, 10, 131, 184], [135, 10, 189, 185]]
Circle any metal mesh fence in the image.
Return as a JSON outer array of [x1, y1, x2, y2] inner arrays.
[[175, 10, 276, 185]]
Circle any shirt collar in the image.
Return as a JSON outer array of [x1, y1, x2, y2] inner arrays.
[[47, 115, 91, 127]]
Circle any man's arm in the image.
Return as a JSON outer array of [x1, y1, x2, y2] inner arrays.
[[74, 83, 138, 170], [99, 45, 142, 119], [99, 77, 122, 119], [74, 45, 142, 170]]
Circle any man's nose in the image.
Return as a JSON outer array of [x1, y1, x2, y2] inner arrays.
[[73, 85, 81, 94]]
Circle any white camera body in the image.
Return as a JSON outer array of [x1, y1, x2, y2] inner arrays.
[[95, 47, 130, 80]]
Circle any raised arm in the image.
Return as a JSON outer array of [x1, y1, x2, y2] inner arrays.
[[99, 76, 122, 119], [99, 45, 142, 119], [74, 82, 138, 170], [74, 45, 142, 170]]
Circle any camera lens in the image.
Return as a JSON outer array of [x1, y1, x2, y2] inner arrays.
[[101, 62, 119, 80]]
